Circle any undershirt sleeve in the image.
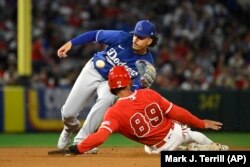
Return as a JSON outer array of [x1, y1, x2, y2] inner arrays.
[[71, 30, 98, 46]]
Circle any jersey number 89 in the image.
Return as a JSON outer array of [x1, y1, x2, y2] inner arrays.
[[130, 103, 164, 137]]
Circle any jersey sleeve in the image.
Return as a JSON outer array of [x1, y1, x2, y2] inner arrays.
[[99, 108, 120, 133], [146, 89, 204, 128], [147, 89, 173, 113], [167, 104, 205, 129]]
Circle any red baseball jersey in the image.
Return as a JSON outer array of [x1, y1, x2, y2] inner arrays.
[[100, 88, 204, 145], [77, 89, 204, 153]]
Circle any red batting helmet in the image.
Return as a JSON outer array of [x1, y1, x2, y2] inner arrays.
[[108, 66, 131, 89]]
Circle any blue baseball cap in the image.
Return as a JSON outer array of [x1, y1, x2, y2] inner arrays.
[[131, 20, 156, 38]]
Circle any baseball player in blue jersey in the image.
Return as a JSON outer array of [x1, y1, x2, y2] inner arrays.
[[56, 20, 158, 153]]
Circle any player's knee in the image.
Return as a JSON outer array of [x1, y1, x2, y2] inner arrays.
[[180, 130, 193, 143], [61, 106, 74, 120], [98, 95, 115, 105]]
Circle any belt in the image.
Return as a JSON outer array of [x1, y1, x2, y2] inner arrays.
[[154, 122, 175, 149]]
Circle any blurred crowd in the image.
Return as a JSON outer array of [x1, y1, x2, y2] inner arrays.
[[0, 0, 250, 90]]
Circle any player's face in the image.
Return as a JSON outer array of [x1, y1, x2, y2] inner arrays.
[[132, 35, 153, 55]]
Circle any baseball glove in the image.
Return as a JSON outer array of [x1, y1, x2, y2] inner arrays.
[[135, 60, 156, 88]]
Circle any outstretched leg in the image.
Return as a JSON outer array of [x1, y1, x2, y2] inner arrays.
[[186, 129, 229, 151], [73, 81, 115, 144], [58, 60, 101, 149], [187, 130, 213, 144]]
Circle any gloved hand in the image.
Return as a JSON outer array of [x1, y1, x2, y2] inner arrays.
[[68, 145, 80, 155], [135, 60, 156, 88]]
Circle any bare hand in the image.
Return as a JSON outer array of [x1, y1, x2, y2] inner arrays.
[[203, 119, 223, 130], [57, 41, 72, 58]]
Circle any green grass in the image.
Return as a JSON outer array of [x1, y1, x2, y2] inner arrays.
[[0, 132, 249, 147], [0, 132, 142, 147], [204, 132, 250, 147]]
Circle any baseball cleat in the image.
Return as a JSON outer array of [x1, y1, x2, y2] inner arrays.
[[208, 143, 229, 151], [187, 143, 201, 151], [57, 129, 73, 149], [187, 142, 229, 151], [177, 145, 188, 151]]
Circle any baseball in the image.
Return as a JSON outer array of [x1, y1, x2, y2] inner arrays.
[[96, 60, 105, 68]]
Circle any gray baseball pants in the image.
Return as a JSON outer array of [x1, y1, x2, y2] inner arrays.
[[60, 59, 115, 143]]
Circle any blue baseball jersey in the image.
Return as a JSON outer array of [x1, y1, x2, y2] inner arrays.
[[92, 30, 154, 90]]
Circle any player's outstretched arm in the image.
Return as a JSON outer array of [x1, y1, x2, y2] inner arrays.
[[57, 41, 72, 58], [48, 128, 111, 156], [64, 128, 111, 155], [203, 119, 222, 130]]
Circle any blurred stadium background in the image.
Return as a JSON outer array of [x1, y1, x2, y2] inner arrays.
[[0, 0, 250, 145]]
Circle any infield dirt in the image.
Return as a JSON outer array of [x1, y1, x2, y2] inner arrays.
[[0, 147, 159, 167], [0, 146, 249, 167]]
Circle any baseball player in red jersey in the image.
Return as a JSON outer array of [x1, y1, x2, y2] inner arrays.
[[64, 66, 228, 155]]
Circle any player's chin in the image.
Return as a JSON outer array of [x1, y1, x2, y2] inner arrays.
[[132, 44, 140, 51]]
